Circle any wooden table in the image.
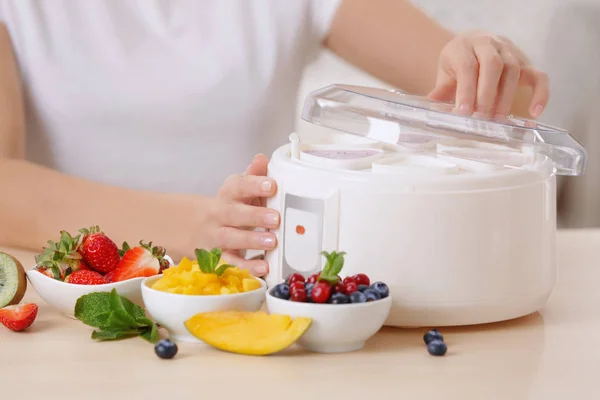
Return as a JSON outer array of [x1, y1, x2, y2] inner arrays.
[[2, 229, 599, 400]]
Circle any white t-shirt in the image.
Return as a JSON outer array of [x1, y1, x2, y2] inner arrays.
[[0, 0, 341, 195]]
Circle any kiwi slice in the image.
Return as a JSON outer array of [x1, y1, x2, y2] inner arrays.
[[0, 251, 27, 308]]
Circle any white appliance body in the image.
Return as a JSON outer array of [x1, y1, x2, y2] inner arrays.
[[265, 142, 557, 327]]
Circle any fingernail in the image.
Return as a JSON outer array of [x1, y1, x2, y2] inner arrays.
[[260, 236, 276, 248], [532, 104, 544, 118], [459, 103, 472, 114], [264, 212, 279, 226], [261, 180, 273, 192]]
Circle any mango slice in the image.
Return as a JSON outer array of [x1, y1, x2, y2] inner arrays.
[[184, 311, 312, 356], [152, 257, 261, 295]]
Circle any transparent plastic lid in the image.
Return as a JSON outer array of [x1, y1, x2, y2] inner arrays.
[[301, 84, 587, 176]]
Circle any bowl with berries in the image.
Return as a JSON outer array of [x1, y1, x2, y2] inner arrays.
[[265, 251, 392, 353], [25, 226, 173, 318], [141, 248, 267, 343]]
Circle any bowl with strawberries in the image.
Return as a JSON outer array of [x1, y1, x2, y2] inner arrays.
[[265, 251, 392, 353], [25, 226, 173, 319]]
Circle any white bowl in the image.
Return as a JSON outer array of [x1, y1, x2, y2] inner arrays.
[[26, 267, 145, 319], [141, 275, 267, 343], [265, 292, 392, 353]]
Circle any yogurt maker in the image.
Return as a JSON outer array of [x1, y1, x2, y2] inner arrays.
[[265, 84, 587, 327]]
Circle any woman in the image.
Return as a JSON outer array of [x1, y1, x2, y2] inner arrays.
[[0, 0, 549, 275]]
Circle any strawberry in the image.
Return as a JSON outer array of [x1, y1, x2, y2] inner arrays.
[[111, 241, 167, 282], [36, 267, 56, 279], [79, 262, 91, 271], [159, 257, 171, 273], [64, 270, 108, 285], [118, 241, 171, 272], [78, 226, 120, 274], [35, 230, 88, 280], [104, 270, 116, 283], [0, 303, 38, 331]]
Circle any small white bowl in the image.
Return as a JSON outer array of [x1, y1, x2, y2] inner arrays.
[[26, 267, 145, 319], [265, 291, 392, 353], [141, 275, 267, 343]]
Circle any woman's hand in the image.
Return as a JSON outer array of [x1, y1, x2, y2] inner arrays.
[[197, 154, 279, 276], [428, 30, 550, 119]]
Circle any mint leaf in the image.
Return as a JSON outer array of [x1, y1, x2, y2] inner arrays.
[[106, 312, 138, 331], [318, 251, 347, 284], [108, 289, 142, 329], [210, 248, 222, 264], [329, 252, 346, 277], [135, 316, 155, 327], [195, 249, 215, 274], [120, 296, 147, 321], [91, 329, 140, 341], [75, 290, 159, 344], [215, 264, 234, 276], [139, 324, 159, 344], [194, 248, 229, 274], [317, 275, 339, 284], [74, 292, 113, 328], [319, 251, 335, 276]]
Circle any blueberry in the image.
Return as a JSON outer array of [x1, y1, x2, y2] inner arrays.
[[349, 291, 367, 303], [370, 282, 389, 298], [427, 340, 447, 356], [155, 339, 178, 359], [357, 284, 369, 292], [271, 283, 290, 300], [329, 293, 350, 304], [305, 283, 315, 303], [363, 288, 381, 302], [423, 329, 444, 345]]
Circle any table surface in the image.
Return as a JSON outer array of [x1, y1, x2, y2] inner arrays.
[[1, 229, 599, 400]]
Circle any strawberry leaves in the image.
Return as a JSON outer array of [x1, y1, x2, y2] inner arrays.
[[78, 225, 102, 237], [194, 248, 234, 276], [139, 240, 167, 260], [317, 251, 347, 284], [35, 230, 83, 280], [118, 241, 131, 258], [74, 289, 158, 344]]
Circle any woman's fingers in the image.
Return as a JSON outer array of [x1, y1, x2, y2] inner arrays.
[[213, 201, 280, 230], [433, 31, 549, 119], [447, 44, 479, 114], [221, 251, 269, 277], [472, 43, 504, 116], [519, 66, 550, 118], [493, 48, 521, 116], [211, 226, 277, 252], [427, 76, 456, 103], [245, 153, 269, 176], [218, 173, 277, 201], [203, 155, 278, 273]]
